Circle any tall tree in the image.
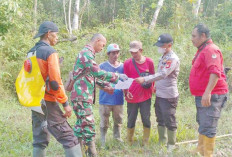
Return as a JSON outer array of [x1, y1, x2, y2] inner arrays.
[[104, 0, 107, 23], [68, 0, 72, 35], [140, 3, 144, 24], [72, 0, 80, 30], [149, 0, 165, 31], [193, 0, 202, 18], [79, 0, 89, 29], [112, 0, 116, 22], [63, 0, 69, 33]]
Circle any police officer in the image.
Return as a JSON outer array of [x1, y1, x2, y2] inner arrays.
[[136, 33, 180, 151]]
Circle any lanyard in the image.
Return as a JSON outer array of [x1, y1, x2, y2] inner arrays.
[[192, 39, 211, 64]]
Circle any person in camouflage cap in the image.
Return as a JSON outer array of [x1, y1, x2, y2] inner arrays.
[[70, 34, 128, 156]]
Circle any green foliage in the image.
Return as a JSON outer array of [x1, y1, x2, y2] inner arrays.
[[0, 0, 33, 35], [207, 1, 232, 43], [0, 0, 20, 35], [1, 0, 232, 155], [1, 92, 232, 156]]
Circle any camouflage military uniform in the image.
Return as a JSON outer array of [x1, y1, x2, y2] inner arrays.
[[70, 45, 119, 144]]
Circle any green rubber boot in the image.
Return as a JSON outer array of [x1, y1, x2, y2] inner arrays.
[[33, 147, 46, 157], [157, 126, 167, 144], [64, 144, 83, 157], [167, 130, 177, 152], [100, 127, 107, 147], [113, 126, 123, 142]]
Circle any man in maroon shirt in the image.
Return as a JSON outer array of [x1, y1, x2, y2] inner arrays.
[[189, 23, 228, 156], [124, 41, 155, 146]]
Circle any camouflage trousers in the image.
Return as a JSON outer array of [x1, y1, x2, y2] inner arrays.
[[72, 101, 96, 144]]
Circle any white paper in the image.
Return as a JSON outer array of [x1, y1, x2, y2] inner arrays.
[[115, 78, 134, 89]]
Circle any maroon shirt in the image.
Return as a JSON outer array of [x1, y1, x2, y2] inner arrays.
[[124, 57, 155, 103], [189, 39, 228, 96]]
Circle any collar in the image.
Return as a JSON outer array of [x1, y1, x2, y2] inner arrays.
[[162, 50, 173, 58], [132, 56, 146, 64], [197, 39, 212, 50], [164, 50, 172, 55], [36, 40, 50, 47], [84, 45, 96, 54], [107, 61, 122, 68]]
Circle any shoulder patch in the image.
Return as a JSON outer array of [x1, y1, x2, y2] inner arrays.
[[212, 54, 217, 59], [166, 60, 172, 68]]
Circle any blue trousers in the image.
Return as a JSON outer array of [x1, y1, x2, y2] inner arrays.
[[195, 94, 227, 138]]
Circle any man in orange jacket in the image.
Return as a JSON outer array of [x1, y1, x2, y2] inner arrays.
[[30, 21, 82, 157]]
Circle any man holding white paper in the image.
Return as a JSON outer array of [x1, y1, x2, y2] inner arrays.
[[124, 40, 155, 146]]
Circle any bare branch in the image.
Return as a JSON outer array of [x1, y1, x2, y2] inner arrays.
[[57, 36, 77, 44]]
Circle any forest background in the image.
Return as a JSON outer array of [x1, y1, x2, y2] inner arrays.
[[1, 0, 232, 156]]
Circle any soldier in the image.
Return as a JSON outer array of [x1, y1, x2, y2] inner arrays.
[[31, 21, 82, 157], [70, 34, 128, 156], [98, 43, 124, 147], [136, 33, 180, 152]]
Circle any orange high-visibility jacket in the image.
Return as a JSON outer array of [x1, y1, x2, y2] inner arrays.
[[28, 41, 68, 104]]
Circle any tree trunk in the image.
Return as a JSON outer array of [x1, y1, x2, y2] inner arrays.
[[149, 0, 164, 31], [87, 0, 90, 23], [104, 0, 107, 23], [72, 0, 80, 30], [112, 0, 115, 22], [33, 0, 37, 33], [63, 0, 69, 33], [193, 0, 202, 18], [212, 0, 219, 16], [140, 3, 144, 24], [79, 0, 89, 29], [203, 0, 211, 16], [68, 0, 72, 35]]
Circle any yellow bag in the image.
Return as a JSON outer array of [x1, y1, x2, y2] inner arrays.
[[15, 55, 45, 107]]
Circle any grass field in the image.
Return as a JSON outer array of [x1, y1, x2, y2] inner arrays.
[[1, 90, 232, 157]]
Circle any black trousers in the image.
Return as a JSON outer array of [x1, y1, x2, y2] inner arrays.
[[155, 96, 178, 131], [32, 101, 79, 149], [127, 98, 151, 128], [195, 94, 227, 138]]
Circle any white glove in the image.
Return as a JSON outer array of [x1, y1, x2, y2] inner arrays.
[[119, 74, 128, 81]]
